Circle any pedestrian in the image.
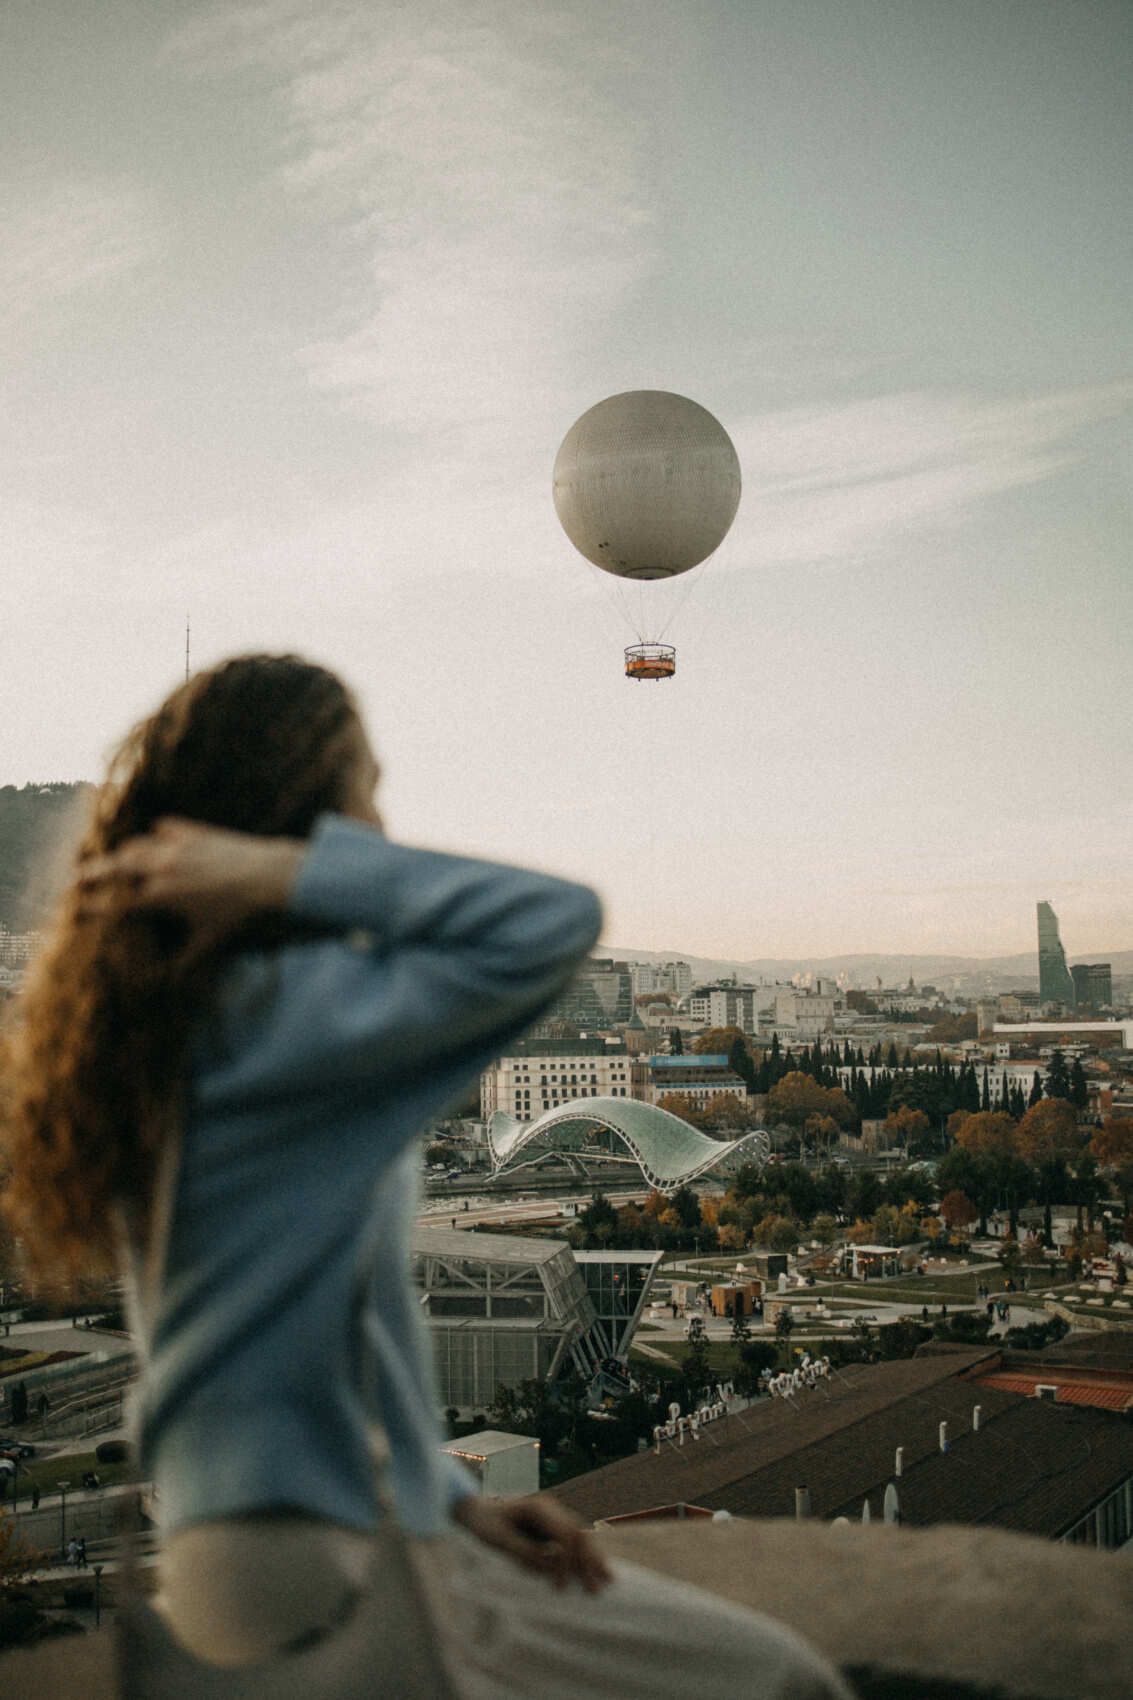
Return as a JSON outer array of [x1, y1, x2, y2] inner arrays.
[[67, 1537, 80, 1568], [31, 1482, 40, 1511], [0, 655, 848, 1699], [921, 1305, 929, 1323], [77, 1536, 87, 1567]]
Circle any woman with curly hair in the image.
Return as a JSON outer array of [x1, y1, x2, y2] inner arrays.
[[1, 654, 847, 1698]]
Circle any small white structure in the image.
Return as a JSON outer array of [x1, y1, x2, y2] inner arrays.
[[441, 1430, 540, 1498]]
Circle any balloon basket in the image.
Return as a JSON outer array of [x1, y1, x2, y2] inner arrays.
[[625, 643, 676, 681]]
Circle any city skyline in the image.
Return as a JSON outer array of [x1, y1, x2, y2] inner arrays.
[[3, 2, 1130, 958]]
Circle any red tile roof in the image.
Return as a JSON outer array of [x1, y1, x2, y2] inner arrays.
[[974, 1372, 1133, 1412]]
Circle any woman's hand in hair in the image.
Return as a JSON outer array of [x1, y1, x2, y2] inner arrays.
[[452, 1493, 613, 1593], [77, 818, 305, 954]]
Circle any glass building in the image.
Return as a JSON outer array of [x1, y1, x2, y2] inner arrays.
[[414, 1227, 608, 1410], [572, 1249, 664, 1359], [1037, 901, 1075, 1007], [1071, 963, 1112, 1011]]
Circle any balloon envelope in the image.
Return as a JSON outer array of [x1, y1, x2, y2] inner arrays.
[[553, 390, 741, 581]]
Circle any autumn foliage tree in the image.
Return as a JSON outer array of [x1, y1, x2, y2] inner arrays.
[[768, 1071, 854, 1130], [1015, 1098, 1083, 1164], [884, 1105, 930, 1148], [656, 1092, 710, 1129], [1090, 1116, 1133, 1170], [693, 1026, 748, 1055], [939, 1189, 978, 1235], [952, 1111, 1018, 1156]]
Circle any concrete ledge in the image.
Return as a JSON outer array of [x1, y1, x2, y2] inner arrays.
[[596, 1517, 1133, 1700], [2, 1519, 1130, 1697]]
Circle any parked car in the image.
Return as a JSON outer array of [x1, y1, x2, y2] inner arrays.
[[0, 1439, 37, 1459]]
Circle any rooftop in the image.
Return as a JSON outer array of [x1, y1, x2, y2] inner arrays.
[[551, 1345, 1133, 1538], [414, 1225, 566, 1265]]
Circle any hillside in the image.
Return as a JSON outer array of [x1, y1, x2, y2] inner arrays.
[[0, 783, 94, 931]]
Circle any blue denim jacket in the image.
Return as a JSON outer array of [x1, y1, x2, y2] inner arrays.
[[127, 815, 601, 1537]]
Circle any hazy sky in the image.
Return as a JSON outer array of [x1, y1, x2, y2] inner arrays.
[[3, 1, 1130, 958]]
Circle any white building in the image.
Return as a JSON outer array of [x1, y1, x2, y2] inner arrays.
[[631, 960, 693, 1000], [440, 1431, 540, 1497], [686, 981, 776, 1032], [771, 987, 839, 1038], [480, 1051, 646, 1123]]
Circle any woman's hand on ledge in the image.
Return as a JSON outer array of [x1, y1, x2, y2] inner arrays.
[[77, 817, 305, 952], [453, 1493, 613, 1594]]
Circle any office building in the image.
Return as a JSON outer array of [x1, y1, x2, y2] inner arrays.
[[1037, 901, 1075, 1007], [1071, 963, 1112, 1012]]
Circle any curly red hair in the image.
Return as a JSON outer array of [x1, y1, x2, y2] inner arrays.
[[0, 655, 363, 1290]]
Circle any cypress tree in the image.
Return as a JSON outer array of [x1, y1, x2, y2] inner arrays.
[[1069, 1056, 1089, 1110], [1028, 1070, 1043, 1108], [980, 1067, 991, 1112], [1044, 1048, 1071, 1101]]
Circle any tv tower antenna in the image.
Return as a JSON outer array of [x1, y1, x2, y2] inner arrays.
[[185, 614, 191, 681]]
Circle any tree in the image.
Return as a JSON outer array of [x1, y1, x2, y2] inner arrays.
[[998, 1235, 1022, 1278], [729, 1304, 752, 1347], [768, 1071, 854, 1129], [1044, 1049, 1071, 1101], [668, 1185, 702, 1232], [847, 1169, 883, 1222], [774, 1307, 795, 1362], [718, 1221, 748, 1252], [735, 1338, 778, 1395], [939, 1190, 978, 1234], [1016, 1098, 1083, 1165], [1016, 1099, 1082, 1248], [1090, 1115, 1133, 1172], [693, 1026, 747, 1056], [753, 1213, 800, 1254], [953, 1111, 1017, 1157], [884, 1105, 930, 1149], [668, 1027, 684, 1055], [656, 1092, 710, 1129], [811, 1212, 839, 1246], [1068, 1057, 1089, 1110], [577, 1193, 619, 1247], [705, 1094, 760, 1133], [679, 1333, 712, 1405]]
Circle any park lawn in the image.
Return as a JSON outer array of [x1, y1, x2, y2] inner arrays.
[[7, 1447, 134, 1498], [630, 1340, 745, 1374]]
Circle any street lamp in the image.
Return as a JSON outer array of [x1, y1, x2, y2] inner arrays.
[[93, 1563, 104, 1628], [57, 1479, 70, 1560]]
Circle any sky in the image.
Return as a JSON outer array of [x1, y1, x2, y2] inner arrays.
[[2, 0, 1130, 959]]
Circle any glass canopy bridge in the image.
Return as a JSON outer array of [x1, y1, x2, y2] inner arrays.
[[486, 1095, 770, 1194]]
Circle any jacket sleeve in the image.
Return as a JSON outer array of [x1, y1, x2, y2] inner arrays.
[[203, 815, 603, 1103]]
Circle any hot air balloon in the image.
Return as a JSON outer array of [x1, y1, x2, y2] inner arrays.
[[552, 390, 741, 679]]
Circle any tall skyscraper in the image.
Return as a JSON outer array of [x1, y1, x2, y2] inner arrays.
[[1037, 902, 1075, 1007]]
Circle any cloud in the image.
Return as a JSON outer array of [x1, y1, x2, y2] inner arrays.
[[168, 2, 654, 457], [0, 175, 156, 333], [728, 381, 1133, 567]]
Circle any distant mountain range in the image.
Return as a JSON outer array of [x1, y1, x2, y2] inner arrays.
[[1, 787, 1126, 991], [603, 947, 1133, 993]]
